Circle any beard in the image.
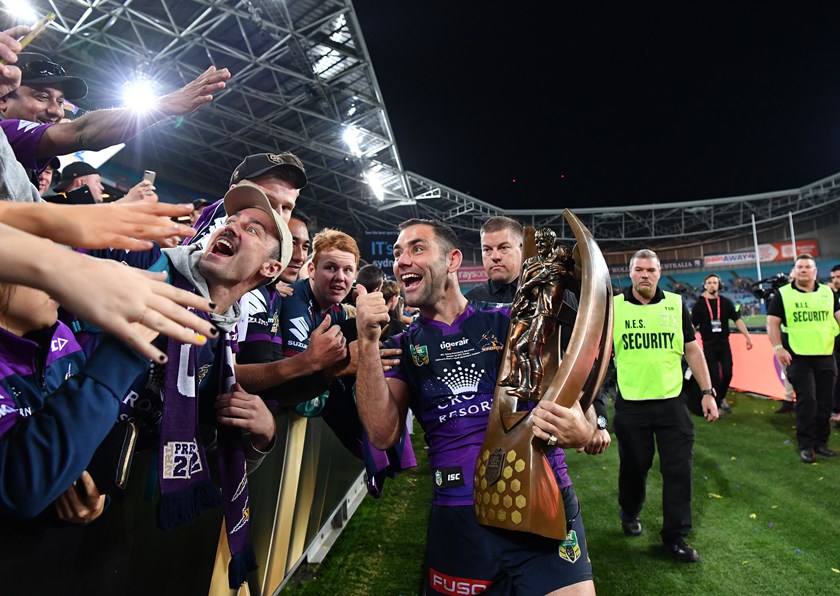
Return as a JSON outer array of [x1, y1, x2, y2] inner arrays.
[[405, 257, 449, 309]]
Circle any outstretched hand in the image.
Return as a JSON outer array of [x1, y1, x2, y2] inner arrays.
[[1, 224, 218, 362], [156, 65, 231, 117], [0, 201, 198, 250]]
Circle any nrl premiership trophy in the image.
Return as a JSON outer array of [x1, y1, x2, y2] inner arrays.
[[474, 209, 613, 540]]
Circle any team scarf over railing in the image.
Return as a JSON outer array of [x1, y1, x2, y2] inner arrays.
[[156, 266, 257, 589]]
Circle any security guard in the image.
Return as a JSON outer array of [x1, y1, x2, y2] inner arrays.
[[613, 249, 718, 563], [767, 253, 840, 464]]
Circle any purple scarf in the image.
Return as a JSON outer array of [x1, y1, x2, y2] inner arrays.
[[157, 269, 256, 588]]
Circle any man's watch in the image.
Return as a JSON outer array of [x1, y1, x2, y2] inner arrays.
[[596, 415, 608, 430], [701, 388, 716, 397]]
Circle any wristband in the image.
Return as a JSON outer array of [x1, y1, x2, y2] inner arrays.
[[773, 345, 783, 351]]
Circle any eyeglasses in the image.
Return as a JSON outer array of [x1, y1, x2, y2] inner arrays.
[[20, 60, 66, 79]]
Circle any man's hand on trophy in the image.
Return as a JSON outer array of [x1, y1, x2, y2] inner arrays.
[[530, 400, 592, 449]]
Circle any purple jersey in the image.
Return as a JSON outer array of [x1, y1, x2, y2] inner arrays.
[[0, 119, 54, 172], [383, 302, 571, 506]]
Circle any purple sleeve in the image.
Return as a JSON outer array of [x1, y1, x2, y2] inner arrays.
[[0, 120, 54, 171]]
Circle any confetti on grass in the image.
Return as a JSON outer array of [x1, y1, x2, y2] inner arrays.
[[832, 568, 840, 574], [749, 513, 757, 519], [708, 493, 723, 499]]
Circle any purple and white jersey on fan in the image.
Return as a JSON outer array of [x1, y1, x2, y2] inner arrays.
[[0, 120, 54, 172], [383, 302, 571, 507]]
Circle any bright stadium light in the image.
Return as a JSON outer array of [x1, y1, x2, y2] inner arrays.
[[2, 0, 38, 23], [343, 125, 362, 157], [122, 77, 158, 113], [364, 166, 385, 202]]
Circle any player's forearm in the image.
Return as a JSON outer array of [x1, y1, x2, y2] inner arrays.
[[354, 338, 402, 449]]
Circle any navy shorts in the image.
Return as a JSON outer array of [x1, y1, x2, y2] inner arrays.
[[424, 485, 593, 594]]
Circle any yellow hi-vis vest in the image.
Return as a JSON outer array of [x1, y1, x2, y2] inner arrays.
[[613, 291, 684, 400], [779, 284, 837, 356]]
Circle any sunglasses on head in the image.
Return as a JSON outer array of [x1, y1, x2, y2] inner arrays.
[[20, 60, 66, 79]]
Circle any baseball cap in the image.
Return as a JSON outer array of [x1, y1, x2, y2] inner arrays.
[[229, 152, 307, 189], [17, 53, 88, 100], [53, 161, 99, 191], [222, 180, 293, 284], [192, 198, 210, 210]]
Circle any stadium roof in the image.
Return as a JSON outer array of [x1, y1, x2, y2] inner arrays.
[[15, 0, 840, 253]]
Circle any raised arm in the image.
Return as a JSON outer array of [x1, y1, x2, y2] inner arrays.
[[0, 223, 217, 362], [354, 285, 411, 449], [0, 200, 197, 251], [37, 66, 230, 157]]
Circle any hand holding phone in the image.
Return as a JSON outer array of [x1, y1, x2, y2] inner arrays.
[[0, 13, 55, 65], [143, 170, 156, 185]]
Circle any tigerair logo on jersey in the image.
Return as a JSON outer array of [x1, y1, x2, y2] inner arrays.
[[410, 344, 429, 366], [440, 337, 470, 351], [162, 440, 202, 479], [428, 568, 491, 594]]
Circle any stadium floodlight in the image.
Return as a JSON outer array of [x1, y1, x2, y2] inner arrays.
[[2, 0, 37, 23], [364, 166, 385, 202], [122, 77, 158, 113], [343, 125, 362, 157]]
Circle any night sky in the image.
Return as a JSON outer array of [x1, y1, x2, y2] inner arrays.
[[352, 2, 840, 210]]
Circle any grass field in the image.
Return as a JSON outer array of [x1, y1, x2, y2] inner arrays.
[[281, 393, 840, 595]]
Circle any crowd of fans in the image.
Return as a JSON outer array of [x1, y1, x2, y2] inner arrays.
[[1, 21, 839, 595]]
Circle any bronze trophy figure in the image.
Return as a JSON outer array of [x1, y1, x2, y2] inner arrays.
[[474, 209, 613, 540]]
